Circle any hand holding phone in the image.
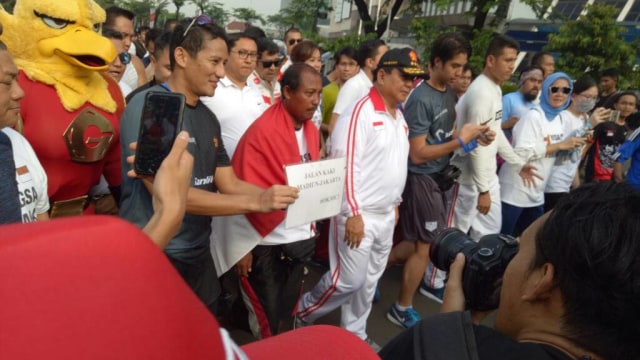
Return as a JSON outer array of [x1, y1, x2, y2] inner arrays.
[[134, 91, 186, 176]]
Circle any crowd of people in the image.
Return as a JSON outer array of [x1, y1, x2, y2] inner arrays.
[[1, 3, 639, 359]]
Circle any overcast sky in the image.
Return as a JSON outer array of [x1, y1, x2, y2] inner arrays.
[[180, 0, 282, 18]]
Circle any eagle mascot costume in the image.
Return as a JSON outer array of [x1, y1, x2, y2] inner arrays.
[[0, 0, 124, 216]]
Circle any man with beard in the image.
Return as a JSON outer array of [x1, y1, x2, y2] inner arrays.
[[501, 66, 543, 140]]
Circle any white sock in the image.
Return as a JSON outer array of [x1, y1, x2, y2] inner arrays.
[[395, 303, 411, 311]]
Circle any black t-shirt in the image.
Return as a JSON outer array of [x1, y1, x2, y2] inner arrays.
[[584, 121, 627, 182], [379, 312, 573, 360], [474, 325, 572, 360]]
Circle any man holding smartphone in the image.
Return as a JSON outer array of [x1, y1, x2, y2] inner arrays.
[[119, 18, 299, 315]]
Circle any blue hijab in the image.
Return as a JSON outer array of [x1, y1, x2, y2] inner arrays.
[[540, 72, 573, 121]]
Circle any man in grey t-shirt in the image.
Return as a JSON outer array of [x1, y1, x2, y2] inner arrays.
[[386, 33, 489, 329]]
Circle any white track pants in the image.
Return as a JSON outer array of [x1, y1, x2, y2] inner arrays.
[[451, 179, 502, 240], [297, 211, 394, 340]]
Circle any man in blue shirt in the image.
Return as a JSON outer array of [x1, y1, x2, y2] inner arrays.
[[501, 66, 543, 140], [614, 112, 640, 190]]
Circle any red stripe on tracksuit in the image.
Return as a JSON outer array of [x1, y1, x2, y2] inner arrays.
[[239, 276, 272, 339], [298, 218, 342, 318], [447, 183, 460, 227], [345, 97, 369, 217]]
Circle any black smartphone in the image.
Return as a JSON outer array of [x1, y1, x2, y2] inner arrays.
[[134, 91, 186, 176]]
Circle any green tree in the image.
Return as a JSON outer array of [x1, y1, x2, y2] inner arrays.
[[0, 0, 15, 11], [545, 4, 635, 80], [172, 0, 185, 20], [274, 0, 332, 35], [232, 7, 265, 26], [190, 1, 228, 24]]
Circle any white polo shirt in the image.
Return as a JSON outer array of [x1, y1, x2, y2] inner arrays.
[[332, 69, 373, 117], [331, 87, 409, 217], [2, 127, 49, 222], [201, 77, 267, 158]]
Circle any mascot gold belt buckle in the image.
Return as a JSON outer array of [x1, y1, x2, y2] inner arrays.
[[63, 108, 114, 163]]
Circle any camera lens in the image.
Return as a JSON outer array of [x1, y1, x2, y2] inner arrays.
[[429, 228, 477, 271]]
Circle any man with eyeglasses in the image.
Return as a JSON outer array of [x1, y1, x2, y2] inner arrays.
[[248, 37, 283, 106], [119, 18, 299, 315], [201, 32, 266, 158], [279, 27, 303, 79], [295, 48, 423, 351]]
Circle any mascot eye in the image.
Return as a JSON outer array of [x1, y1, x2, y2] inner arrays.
[[93, 23, 102, 33], [42, 16, 70, 29]]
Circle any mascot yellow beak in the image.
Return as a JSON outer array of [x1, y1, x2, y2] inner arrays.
[[39, 25, 116, 71]]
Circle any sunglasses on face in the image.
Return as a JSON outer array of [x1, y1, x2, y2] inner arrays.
[[260, 58, 283, 68], [118, 52, 131, 65], [181, 15, 213, 42], [288, 38, 302, 46], [550, 86, 571, 95]]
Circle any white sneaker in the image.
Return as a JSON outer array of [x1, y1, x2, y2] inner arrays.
[[365, 337, 381, 352]]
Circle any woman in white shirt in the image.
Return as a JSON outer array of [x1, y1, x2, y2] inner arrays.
[[543, 76, 609, 211], [499, 72, 586, 236]]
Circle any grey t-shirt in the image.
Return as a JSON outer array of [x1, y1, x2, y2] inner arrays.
[[119, 85, 231, 263], [405, 82, 457, 175]]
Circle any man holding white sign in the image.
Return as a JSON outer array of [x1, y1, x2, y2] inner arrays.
[[295, 48, 424, 351], [229, 63, 322, 339]]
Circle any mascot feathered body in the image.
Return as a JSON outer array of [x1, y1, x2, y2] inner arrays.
[[0, 0, 124, 215]]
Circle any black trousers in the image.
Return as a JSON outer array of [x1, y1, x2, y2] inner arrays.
[[168, 250, 220, 316], [241, 237, 316, 338]]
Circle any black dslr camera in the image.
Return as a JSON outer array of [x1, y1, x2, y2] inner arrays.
[[429, 228, 519, 311]]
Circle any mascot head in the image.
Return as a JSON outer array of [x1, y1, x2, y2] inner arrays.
[[0, 0, 119, 112]]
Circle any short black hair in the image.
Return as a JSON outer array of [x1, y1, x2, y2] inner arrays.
[[226, 32, 257, 51], [153, 31, 172, 58], [164, 19, 178, 31], [572, 75, 597, 95], [257, 37, 279, 58], [244, 26, 266, 40], [102, 27, 124, 40], [609, 91, 638, 109], [517, 65, 543, 83], [284, 27, 302, 40], [532, 182, 640, 360], [335, 46, 358, 64], [462, 63, 474, 76], [601, 67, 619, 80], [280, 63, 320, 94], [430, 32, 471, 67], [105, 6, 134, 27], [144, 28, 161, 49], [357, 39, 386, 68], [485, 34, 519, 61], [530, 51, 552, 67], [372, 67, 392, 82], [169, 19, 228, 70]]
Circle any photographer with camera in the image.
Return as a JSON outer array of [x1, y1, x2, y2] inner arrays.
[[386, 33, 492, 329], [380, 181, 640, 360]]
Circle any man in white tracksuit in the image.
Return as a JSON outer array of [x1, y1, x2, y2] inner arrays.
[[450, 35, 539, 239], [296, 48, 424, 351]]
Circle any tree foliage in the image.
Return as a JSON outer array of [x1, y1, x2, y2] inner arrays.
[[172, 0, 185, 20], [353, 0, 405, 39], [190, 0, 228, 25], [232, 7, 265, 26], [545, 4, 635, 81], [92, 0, 172, 26], [269, 0, 332, 36]]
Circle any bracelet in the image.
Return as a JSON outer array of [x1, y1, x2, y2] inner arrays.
[[457, 136, 478, 153]]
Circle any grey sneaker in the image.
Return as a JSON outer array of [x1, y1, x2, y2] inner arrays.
[[365, 337, 381, 353]]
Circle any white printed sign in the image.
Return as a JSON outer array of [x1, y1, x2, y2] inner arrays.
[[285, 157, 346, 229]]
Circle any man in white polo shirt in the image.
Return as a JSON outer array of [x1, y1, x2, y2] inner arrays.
[[201, 33, 267, 158], [327, 39, 388, 134]]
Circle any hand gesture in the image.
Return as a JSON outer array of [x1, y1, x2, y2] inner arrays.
[[235, 252, 253, 277], [519, 163, 543, 188], [588, 107, 610, 127], [458, 123, 489, 144], [559, 137, 587, 151], [477, 192, 491, 215], [345, 215, 365, 249], [258, 185, 299, 212]]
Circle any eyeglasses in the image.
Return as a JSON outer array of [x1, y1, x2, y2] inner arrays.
[[118, 52, 131, 65], [231, 49, 259, 61], [260, 58, 283, 68], [181, 15, 212, 42], [550, 86, 571, 95], [288, 38, 302, 46]]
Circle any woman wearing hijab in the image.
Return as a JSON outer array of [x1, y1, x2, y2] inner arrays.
[[498, 72, 587, 236], [543, 76, 610, 211]]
